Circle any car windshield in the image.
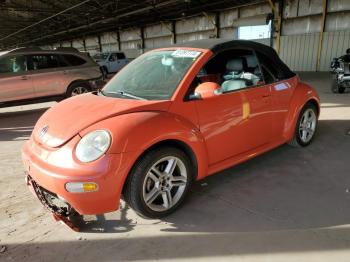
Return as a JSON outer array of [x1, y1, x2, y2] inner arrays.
[[102, 50, 202, 100], [93, 53, 109, 60]]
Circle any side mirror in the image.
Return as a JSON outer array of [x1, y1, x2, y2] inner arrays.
[[190, 82, 220, 100]]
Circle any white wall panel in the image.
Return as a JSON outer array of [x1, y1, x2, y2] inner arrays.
[[145, 23, 172, 38], [61, 41, 71, 47], [176, 16, 215, 34], [319, 30, 350, 71], [220, 28, 235, 39], [220, 9, 238, 28], [145, 36, 172, 50], [328, 0, 350, 12], [100, 32, 119, 52], [239, 3, 270, 18], [280, 33, 319, 71], [325, 11, 350, 31], [72, 39, 84, 50], [176, 31, 213, 44]]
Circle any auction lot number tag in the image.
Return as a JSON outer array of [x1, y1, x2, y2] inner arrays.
[[172, 50, 201, 58]]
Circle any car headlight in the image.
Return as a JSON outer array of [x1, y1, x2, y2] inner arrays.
[[75, 130, 111, 163]]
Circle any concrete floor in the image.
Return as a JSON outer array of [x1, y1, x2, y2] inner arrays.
[[1, 72, 350, 262]]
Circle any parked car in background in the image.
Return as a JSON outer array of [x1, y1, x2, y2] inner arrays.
[[22, 39, 320, 231], [0, 47, 104, 107], [93, 51, 129, 77], [330, 48, 350, 93]]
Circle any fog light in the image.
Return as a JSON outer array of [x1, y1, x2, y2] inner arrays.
[[65, 182, 98, 193]]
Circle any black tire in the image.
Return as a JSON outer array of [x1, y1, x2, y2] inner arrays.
[[101, 66, 108, 79], [331, 79, 339, 93], [331, 79, 345, 93], [288, 102, 318, 147], [66, 82, 91, 98], [123, 147, 193, 219]]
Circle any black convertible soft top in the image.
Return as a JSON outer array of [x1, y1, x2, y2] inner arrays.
[[173, 39, 296, 79]]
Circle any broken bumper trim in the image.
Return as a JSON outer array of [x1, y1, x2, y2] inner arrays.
[[25, 173, 81, 232]]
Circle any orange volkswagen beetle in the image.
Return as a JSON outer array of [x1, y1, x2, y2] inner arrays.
[[22, 39, 320, 229]]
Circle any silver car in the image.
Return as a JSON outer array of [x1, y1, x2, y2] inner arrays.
[[0, 47, 104, 107]]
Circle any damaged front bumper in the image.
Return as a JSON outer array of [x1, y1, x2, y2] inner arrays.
[[25, 173, 81, 231]]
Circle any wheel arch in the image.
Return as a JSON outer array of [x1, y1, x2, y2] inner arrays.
[[307, 98, 320, 117], [120, 138, 201, 200], [134, 139, 198, 180], [283, 82, 320, 141]]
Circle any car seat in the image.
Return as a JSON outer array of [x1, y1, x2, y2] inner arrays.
[[221, 57, 251, 92]]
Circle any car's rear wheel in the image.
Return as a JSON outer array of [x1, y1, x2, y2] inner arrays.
[[66, 82, 91, 97], [289, 103, 318, 147], [123, 147, 193, 219]]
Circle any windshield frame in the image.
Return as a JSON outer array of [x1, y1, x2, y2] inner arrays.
[[102, 47, 209, 101]]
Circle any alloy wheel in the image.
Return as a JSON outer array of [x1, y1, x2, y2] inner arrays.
[[299, 108, 317, 143], [142, 156, 188, 212], [71, 86, 89, 96]]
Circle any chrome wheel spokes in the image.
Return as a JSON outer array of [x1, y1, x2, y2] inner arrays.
[[142, 156, 187, 212], [299, 109, 316, 143], [71, 86, 89, 96]]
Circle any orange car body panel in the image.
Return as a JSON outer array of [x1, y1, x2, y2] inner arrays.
[[22, 46, 320, 215]]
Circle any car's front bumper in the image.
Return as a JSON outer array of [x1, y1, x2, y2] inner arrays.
[[21, 137, 130, 216]]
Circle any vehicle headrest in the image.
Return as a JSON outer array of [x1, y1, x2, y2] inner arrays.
[[226, 57, 247, 72]]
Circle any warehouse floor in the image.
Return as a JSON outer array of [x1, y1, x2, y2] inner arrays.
[[1, 72, 350, 262]]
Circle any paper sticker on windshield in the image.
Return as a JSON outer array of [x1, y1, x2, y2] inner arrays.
[[171, 50, 201, 58]]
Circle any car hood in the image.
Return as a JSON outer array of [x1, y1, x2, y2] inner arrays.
[[33, 93, 171, 148]]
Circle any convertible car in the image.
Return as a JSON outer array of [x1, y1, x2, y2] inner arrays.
[[22, 39, 320, 230]]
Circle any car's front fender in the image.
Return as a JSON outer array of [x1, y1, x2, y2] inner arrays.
[[80, 111, 209, 180]]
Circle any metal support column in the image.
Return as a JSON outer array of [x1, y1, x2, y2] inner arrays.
[[203, 12, 219, 38], [140, 27, 145, 53], [316, 0, 328, 71], [267, 0, 282, 54], [116, 29, 121, 51], [97, 35, 102, 52], [161, 21, 176, 44], [83, 38, 86, 51]]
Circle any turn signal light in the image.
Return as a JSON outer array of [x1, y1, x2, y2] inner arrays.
[[65, 182, 98, 193]]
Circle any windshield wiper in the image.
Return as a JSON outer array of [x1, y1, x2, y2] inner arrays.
[[102, 90, 146, 100]]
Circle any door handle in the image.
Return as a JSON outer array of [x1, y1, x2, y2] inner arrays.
[[20, 76, 28, 80], [262, 94, 270, 98]]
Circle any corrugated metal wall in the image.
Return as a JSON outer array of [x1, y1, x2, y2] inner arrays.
[[46, 0, 350, 71], [320, 30, 350, 71], [280, 33, 319, 71]]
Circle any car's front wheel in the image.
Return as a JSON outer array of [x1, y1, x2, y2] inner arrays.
[[289, 102, 318, 147], [123, 147, 193, 219]]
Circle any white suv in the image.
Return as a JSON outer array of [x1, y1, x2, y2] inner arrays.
[[93, 52, 129, 76]]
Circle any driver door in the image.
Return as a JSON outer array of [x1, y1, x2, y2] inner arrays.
[[194, 50, 272, 165]]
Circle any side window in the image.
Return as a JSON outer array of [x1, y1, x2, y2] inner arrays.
[[196, 49, 265, 93], [256, 52, 282, 83], [116, 53, 126, 60], [29, 54, 60, 70], [109, 53, 117, 61], [0, 55, 27, 74], [63, 55, 86, 66]]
